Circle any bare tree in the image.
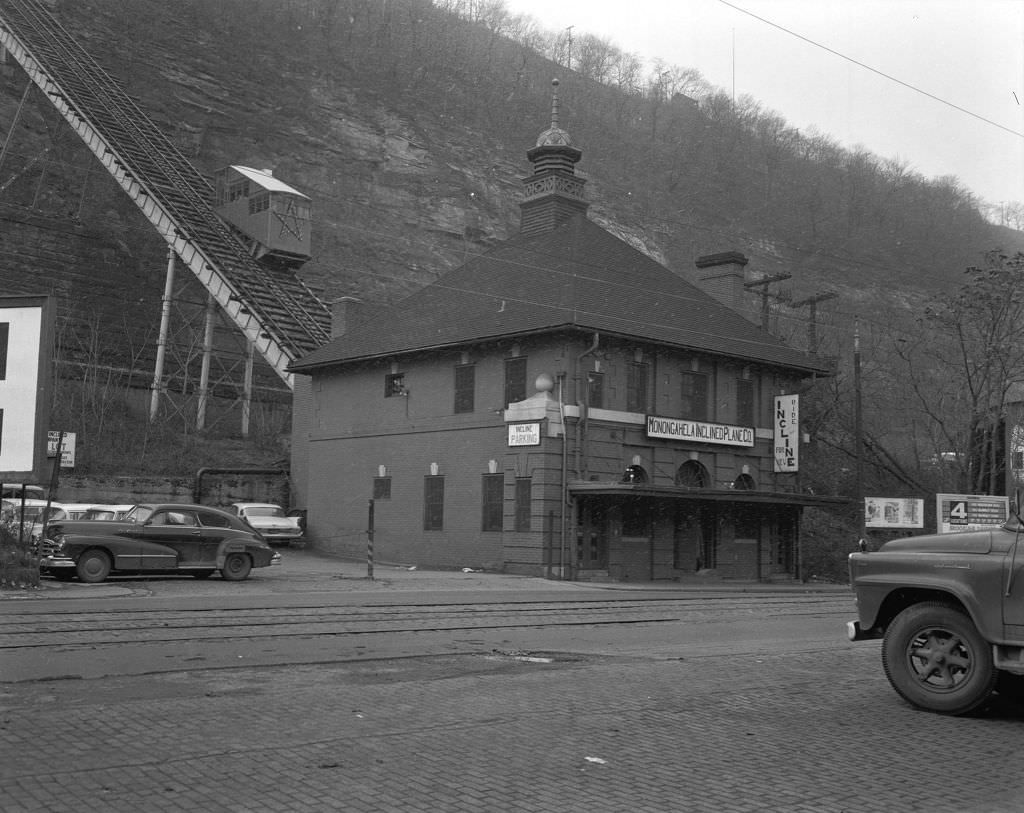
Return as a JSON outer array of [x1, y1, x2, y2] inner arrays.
[[893, 251, 1024, 493], [574, 33, 618, 84]]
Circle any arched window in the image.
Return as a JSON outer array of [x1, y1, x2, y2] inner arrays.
[[676, 461, 709, 488], [621, 465, 648, 484], [734, 473, 756, 490]]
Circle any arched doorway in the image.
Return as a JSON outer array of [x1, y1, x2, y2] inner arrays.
[[674, 461, 716, 571]]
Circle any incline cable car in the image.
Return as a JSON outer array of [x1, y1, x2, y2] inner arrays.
[[213, 165, 311, 268]]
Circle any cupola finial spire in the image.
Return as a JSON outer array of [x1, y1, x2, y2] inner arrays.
[[550, 78, 560, 131], [520, 78, 588, 236]]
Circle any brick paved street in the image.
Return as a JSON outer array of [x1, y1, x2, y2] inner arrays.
[[2, 555, 1022, 812], [3, 645, 1023, 812]]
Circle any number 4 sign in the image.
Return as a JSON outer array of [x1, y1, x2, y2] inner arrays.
[[948, 501, 968, 522], [936, 493, 1008, 534]]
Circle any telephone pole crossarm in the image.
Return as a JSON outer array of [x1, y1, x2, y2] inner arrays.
[[791, 291, 838, 353], [744, 274, 792, 330]]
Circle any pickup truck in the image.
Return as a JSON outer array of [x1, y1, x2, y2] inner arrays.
[[847, 518, 1024, 715]]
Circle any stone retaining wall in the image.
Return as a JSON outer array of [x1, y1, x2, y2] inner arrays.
[[51, 472, 291, 511]]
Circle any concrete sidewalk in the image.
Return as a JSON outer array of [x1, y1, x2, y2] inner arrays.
[[1, 546, 850, 600]]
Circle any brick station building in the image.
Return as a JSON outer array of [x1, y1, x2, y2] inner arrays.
[[289, 84, 836, 581]]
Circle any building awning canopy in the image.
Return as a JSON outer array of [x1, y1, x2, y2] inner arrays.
[[568, 481, 849, 508]]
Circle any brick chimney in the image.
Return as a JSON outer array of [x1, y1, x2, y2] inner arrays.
[[695, 252, 749, 310], [330, 296, 363, 338]]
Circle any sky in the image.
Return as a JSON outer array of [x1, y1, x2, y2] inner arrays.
[[501, 0, 1024, 209]]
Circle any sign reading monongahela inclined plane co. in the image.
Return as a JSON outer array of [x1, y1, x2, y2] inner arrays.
[[646, 415, 754, 447]]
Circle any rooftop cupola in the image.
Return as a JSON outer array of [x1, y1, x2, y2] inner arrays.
[[520, 79, 589, 237]]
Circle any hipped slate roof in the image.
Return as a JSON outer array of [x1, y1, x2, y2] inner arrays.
[[290, 214, 830, 376]]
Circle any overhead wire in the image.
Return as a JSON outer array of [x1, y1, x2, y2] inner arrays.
[[718, 0, 1024, 140]]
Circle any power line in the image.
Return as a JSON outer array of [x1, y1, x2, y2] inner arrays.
[[718, 0, 1024, 140]]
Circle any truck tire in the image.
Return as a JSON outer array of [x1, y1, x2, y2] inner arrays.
[[882, 601, 997, 715]]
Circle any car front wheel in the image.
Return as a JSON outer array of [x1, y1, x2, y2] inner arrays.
[[221, 552, 252, 581], [76, 549, 112, 584], [882, 601, 997, 715]]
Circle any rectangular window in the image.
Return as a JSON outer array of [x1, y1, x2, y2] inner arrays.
[[587, 371, 604, 409], [248, 191, 270, 215], [385, 373, 406, 397], [373, 477, 392, 500], [736, 378, 754, 425], [0, 322, 8, 379], [505, 357, 527, 406], [481, 473, 504, 532], [680, 372, 708, 421], [514, 477, 532, 532], [627, 362, 649, 413], [228, 179, 250, 201], [423, 476, 445, 531], [197, 509, 231, 528], [454, 364, 475, 414]]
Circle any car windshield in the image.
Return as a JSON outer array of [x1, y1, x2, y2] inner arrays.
[[246, 506, 285, 518]]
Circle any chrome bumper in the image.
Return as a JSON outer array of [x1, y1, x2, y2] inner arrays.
[[39, 555, 75, 569]]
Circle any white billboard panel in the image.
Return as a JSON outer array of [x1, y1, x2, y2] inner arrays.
[[0, 297, 53, 481]]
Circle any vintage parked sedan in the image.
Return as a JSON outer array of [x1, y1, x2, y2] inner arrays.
[[38, 503, 281, 583], [231, 502, 304, 546]]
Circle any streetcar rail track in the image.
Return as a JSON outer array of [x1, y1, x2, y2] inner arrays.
[[0, 597, 852, 652]]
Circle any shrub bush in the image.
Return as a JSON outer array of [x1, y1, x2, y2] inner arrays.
[[799, 507, 859, 584], [0, 520, 41, 590]]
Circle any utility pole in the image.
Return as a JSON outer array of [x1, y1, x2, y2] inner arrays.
[[565, 25, 574, 71], [791, 291, 838, 353], [149, 247, 176, 422], [744, 273, 791, 331], [854, 318, 865, 540]]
